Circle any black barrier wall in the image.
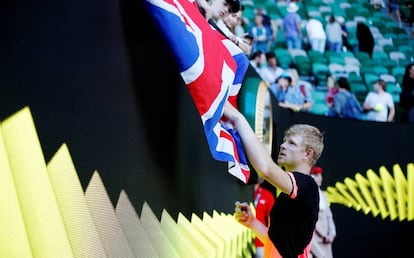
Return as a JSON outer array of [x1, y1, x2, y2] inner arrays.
[[1, 0, 414, 257]]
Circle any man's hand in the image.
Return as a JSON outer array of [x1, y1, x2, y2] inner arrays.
[[223, 101, 241, 124], [234, 201, 254, 227]]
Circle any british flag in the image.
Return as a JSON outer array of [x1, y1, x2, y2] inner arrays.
[[144, 0, 250, 183]]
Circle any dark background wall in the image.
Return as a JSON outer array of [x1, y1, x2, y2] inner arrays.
[[1, 0, 413, 257], [0, 0, 252, 221]]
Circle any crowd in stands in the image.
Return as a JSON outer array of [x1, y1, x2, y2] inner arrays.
[[227, 0, 414, 122]]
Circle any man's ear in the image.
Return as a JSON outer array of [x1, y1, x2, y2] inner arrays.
[[304, 148, 314, 161]]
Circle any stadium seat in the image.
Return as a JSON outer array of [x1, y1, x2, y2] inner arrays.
[[389, 51, 406, 65], [274, 48, 292, 69], [294, 56, 312, 76], [289, 48, 308, 59], [377, 38, 393, 48], [372, 51, 390, 63], [383, 45, 398, 54], [386, 82, 402, 95], [312, 62, 329, 85], [308, 50, 328, 64], [380, 74, 397, 84], [311, 89, 327, 103], [348, 72, 364, 84], [344, 56, 360, 67], [350, 82, 368, 103], [363, 73, 379, 91], [392, 66, 406, 77], [309, 102, 330, 116], [355, 51, 371, 62], [329, 63, 346, 77], [371, 65, 389, 76]]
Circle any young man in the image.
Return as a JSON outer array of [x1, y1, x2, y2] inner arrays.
[[224, 101, 324, 258], [362, 79, 395, 122]]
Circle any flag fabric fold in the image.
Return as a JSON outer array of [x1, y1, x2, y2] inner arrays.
[[144, 0, 250, 183]]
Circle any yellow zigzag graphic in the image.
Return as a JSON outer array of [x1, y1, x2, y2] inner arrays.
[[0, 107, 254, 258], [326, 163, 414, 221]]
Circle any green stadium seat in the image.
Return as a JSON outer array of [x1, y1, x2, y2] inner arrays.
[[309, 102, 330, 116], [372, 51, 389, 63], [371, 65, 389, 75], [386, 82, 402, 95], [274, 48, 292, 69], [348, 72, 364, 84], [312, 62, 330, 85], [308, 50, 328, 64], [363, 73, 379, 91], [355, 51, 371, 62], [293, 56, 312, 76], [311, 89, 327, 103], [392, 66, 406, 77]]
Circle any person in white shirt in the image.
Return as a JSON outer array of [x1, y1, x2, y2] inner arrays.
[[260, 51, 284, 85], [363, 79, 395, 122], [305, 16, 327, 54]]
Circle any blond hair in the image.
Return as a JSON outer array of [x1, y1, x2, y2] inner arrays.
[[285, 124, 324, 166]]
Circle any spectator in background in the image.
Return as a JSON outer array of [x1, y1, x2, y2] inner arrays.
[[362, 79, 395, 122], [325, 73, 339, 108], [282, 2, 303, 49], [328, 76, 362, 118], [222, 4, 244, 34], [325, 15, 343, 53], [249, 13, 272, 53], [234, 14, 248, 37], [408, 0, 414, 38], [276, 70, 313, 112], [305, 15, 327, 54], [253, 176, 276, 258], [310, 166, 337, 258], [289, 68, 314, 101], [356, 21, 375, 57], [371, 0, 385, 9], [260, 51, 284, 85], [336, 16, 349, 51], [255, 7, 277, 50], [197, 0, 247, 55], [387, 0, 402, 27], [269, 71, 291, 102], [218, 5, 252, 55], [250, 50, 267, 75], [399, 63, 414, 122]]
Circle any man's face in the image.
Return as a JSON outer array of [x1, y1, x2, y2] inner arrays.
[[210, 0, 231, 19], [268, 57, 277, 67], [277, 134, 306, 168]]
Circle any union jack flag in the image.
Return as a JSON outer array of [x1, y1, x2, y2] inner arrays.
[[144, 0, 250, 183]]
